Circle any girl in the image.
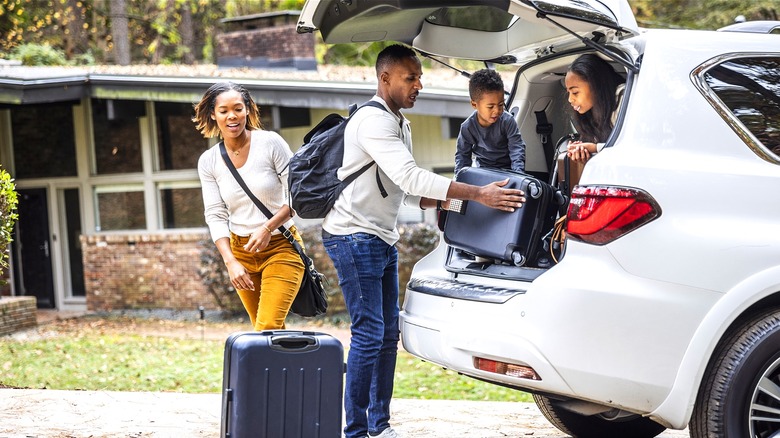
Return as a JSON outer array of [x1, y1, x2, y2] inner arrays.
[[565, 54, 626, 163]]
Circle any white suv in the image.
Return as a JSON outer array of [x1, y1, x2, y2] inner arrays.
[[299, 1, 780, 436]]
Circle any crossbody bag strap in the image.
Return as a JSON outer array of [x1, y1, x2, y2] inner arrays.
[[218, 142, 305, 255]]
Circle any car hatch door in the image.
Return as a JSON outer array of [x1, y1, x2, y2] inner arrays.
[[298, 0, 639, 63]]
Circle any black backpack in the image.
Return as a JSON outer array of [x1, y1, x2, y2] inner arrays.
[[287, 100, 388, 219]]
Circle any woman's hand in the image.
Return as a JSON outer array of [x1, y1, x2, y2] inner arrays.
[[567, 141, 595, 163], [243, 226, 271, 253], [226, 259, 254, 291]]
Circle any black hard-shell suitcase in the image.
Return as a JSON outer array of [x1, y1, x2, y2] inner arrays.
[[444, 167, 555, 266], [220, 330, 344, 438]]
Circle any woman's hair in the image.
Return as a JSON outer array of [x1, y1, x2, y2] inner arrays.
[[567, 54, 625, 143], [192, 81, 263, 138]]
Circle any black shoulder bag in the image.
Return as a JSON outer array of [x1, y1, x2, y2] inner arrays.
[[218, 142, 327, 317]]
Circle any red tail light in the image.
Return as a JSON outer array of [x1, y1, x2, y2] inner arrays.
[[474, 357, 541, 380], [566, 186, 661, 245]]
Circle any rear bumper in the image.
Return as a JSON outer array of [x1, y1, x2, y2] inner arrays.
[[400, 242, 721, 421], [400, 281, 574, 395]]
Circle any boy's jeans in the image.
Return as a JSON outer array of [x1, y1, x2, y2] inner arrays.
[[322, 231, 400, 438]]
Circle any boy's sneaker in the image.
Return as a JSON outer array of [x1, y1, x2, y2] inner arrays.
[[368, 428, 399, 438]]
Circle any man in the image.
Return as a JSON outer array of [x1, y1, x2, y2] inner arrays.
[[322, 44, 525, 438]]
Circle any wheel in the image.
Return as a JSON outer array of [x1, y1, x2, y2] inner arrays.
[[533, 394, 666, 437], [691, 308, 780, 438], [533, 394, 666, 438]]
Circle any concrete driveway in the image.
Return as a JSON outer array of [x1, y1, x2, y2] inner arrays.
[[0, 388, 690, 438], [0, 312, 691, 437]]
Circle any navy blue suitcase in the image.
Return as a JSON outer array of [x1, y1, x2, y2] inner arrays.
[[220, 330, 344, 438], [444, 167, 555, 266]]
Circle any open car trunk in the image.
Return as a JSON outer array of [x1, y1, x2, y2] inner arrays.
[[299, 0, 638, 281], [445, 50, 633, 282]]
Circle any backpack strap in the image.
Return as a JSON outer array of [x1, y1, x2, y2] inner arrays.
[[347, 100, 390, 198]]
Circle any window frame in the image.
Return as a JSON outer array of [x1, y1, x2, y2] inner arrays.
[[692, 52, 780, 164]]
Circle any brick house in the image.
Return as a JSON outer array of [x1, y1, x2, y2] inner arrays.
[[216, 10, 317, 70], [0, 53, 475, 313]]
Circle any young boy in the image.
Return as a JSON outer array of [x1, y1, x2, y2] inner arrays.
[[454, 68, 526, 175]]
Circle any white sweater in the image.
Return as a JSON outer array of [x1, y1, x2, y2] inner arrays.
[[323, 96, 451, 245], [198, 130, 295, 242]]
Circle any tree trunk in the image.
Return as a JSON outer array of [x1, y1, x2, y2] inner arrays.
[[181, 0, 196, 64], [60, 0, 88, 59], [110, 0, 131, 65]]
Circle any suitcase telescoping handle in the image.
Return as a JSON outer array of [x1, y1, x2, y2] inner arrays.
[[270, 332, 319, 352]]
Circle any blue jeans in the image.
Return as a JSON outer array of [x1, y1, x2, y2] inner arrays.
[[322, 232, 400, 438]]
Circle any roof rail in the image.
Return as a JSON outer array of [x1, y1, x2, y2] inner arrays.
[[717, 20, 780, 34]]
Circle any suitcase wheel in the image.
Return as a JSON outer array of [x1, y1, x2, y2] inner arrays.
[[511, 251, 526, 266], [527, 181, 542, 199]]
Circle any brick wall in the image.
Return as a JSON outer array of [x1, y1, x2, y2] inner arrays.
[[215, 24, 316, 70], [0, 296, 36, 336], [81, 233, 218, 312]]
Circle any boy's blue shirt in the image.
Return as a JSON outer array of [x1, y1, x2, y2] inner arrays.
[[454, 111, 526, 175]]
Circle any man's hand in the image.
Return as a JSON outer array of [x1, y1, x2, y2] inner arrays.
[[478, 179, 525, 212]]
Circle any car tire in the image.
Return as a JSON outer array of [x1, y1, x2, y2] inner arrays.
[[690, 308, 780, 438], [533, 394, 666, 438]]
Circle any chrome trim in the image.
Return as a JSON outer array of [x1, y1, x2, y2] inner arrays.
[[690, 52, 780, 165], [407, 276, 525, 304]]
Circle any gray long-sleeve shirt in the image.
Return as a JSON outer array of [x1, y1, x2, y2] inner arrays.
[[454, 111, 525, 175]]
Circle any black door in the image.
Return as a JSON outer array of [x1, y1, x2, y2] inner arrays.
[[12, 188, 55, 308]]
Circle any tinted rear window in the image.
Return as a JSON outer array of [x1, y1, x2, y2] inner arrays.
[[425, 6, 514, 32], [703, 56, 780, 159]]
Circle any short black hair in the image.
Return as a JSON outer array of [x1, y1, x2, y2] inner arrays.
[[469, 69, 505, 101], [376, 44, 418, 75]]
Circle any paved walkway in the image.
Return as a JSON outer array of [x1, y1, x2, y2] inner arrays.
[[0, 388, 691, 438], [0, 311, 691, 437]]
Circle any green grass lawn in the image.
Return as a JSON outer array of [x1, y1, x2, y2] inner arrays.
[[0, 321, 532, 402]]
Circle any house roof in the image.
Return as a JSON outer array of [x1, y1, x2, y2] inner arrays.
[[0, 64, 475, 118]]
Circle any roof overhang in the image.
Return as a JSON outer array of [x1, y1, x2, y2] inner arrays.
[[0, 70, 473, 118], [0, 75, 88, 105]]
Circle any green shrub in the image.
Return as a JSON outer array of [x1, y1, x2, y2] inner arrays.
[[71, 51, 96, 66], [197, 223, 440, 317], [10, 43, 68, 66], [0, 167, 19, 284], [197, 237, 245, 314]]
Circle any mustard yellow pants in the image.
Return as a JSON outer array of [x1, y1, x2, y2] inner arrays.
[[230, 227, 305, 331]]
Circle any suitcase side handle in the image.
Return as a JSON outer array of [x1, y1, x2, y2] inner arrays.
[[270, 333, 318, 352], [220, 388, 232, 437]]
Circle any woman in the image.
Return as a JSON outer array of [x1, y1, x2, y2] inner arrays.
[[194, 81, 304, 330], [565, 54, 626, 162]]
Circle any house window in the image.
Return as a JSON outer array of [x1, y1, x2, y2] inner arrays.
[[11, 102, 77, 179], [94, 185, 146, 231], [62, 188, 85, 297], [278, 106, 311, 128], [446, 117, 466, 139], [155, 102, 210, 171], [91, 99, 144, 175], [158, 182, 204, 229]]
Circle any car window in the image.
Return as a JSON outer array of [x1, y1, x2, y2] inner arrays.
[[425, 6, 514, 32], [702, 56, 780, 160]]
